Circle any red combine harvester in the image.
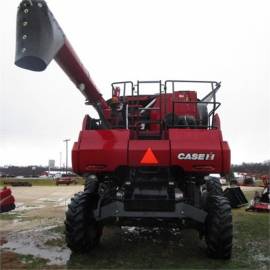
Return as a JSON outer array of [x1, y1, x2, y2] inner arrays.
[[15, 0, 232, 259], [0, 187, 16, 213]]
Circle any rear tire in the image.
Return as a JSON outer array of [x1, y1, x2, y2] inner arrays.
[[205, 195, 233, 259], [65, 191, 103, 253], [206, 176, 223, 195]]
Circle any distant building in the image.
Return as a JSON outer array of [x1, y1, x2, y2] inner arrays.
[[41, 170, 75, 179], [48, 160, 55, 169]]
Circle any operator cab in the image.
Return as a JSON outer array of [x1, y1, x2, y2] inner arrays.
[[108, 80, 221, 139]]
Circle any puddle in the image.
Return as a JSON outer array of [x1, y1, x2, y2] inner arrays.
[[1, 226, 71, 265], [38, 198, 59, 202], [121, 226, 183, 246], [56, 198, 71, 207], [254, 254, 270, 263], [13, 203, 45, 212], [35, 225, 59, 232], [1, 225, 184, 265], [38, 197, 71, 208]]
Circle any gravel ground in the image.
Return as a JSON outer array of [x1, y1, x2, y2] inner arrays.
[[0, 185, 83, 233]]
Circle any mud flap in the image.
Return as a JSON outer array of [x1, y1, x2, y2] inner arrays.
[[224, 187, 248, 208]]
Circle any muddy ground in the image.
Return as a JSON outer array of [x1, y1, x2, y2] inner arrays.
[[0, 185, 269, 269]]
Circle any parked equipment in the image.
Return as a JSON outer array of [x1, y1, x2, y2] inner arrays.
[[224, 187, 248, 208], [260, 175, 270, 188], [246, 175, 270, 212], [242, 175, 256, 186], [4, 180, 32, 187], [230, 174, 255, 186], [56, 177, 77, 186], [0, 187, 16, 213], [15, 0, 232, 259]]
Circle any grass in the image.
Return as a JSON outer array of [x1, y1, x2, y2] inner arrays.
[[18, 254, 50, 270], [1, 189, 269, 270], [0, 177, 84, 186], [0, 178, 263, 187], [66, 209, 270, 270], [0, 251, 51, 270], [60, 189, 270, 270], [0, 212, 23, 220], [50, 190, 270, 269], [231, 209, 269, 269]]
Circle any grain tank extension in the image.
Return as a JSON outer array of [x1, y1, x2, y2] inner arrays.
[[15, 0, 232, 259]]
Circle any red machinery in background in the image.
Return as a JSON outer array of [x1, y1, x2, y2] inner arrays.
[[15, 0, 232, 259], [0, 187, 16, 213], [246, 175, 270, 212]]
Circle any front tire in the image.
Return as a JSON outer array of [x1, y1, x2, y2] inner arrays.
[[205, 195, 233, 259], [65, 191, 102, 253]]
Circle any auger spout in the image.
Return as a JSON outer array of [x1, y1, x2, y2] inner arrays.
[[15, 0, 111, 123]]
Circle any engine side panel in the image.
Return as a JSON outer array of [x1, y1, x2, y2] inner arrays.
[[72, 130, 130, 173], [169, 129, 225, 173], [73, 128, 230, 175]]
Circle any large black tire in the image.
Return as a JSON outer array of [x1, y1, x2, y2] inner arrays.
[[177, 115, 197, 128], [206, 176, 223, 195], [205, 195, 233, 259], [164, 113, 178, 128], [65, 191, 103, 253]]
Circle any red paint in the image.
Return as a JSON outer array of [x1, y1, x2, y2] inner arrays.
[[169, 129, 224, 173], [55, 41, 111, 118], [75, 130, 130, 173], [51, 40, 230, 176], [53, 43, 230, 175], [140, 148, 159, 164], [128, 140, 170, 167], [0, 187, 15, 213]]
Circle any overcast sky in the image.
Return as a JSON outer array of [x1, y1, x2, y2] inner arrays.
[[0, 0, 269, 167]]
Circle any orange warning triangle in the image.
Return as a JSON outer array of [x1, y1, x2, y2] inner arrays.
[[140, 148, 159, 164]]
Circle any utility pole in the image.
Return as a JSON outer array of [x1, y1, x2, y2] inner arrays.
[[63, 139, 70, 176], [59, 152, 62, 171]]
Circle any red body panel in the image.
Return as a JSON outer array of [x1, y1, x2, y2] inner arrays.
[[221, 141, 231, 173], [72, 127, 230, 175], [128, 140, 170, 167], [169, 129, 223, 173], [73, 130, 130, 173], [165, 91, 197, 116]]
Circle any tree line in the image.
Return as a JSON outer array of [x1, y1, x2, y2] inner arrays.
[[0, 166, 65, 177], [231, 161, 270, 176]]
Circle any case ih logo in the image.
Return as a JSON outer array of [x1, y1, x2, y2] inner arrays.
[[177, 153, 215, 161]]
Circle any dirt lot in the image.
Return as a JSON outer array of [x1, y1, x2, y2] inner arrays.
[[0, 185, 269, 269]]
